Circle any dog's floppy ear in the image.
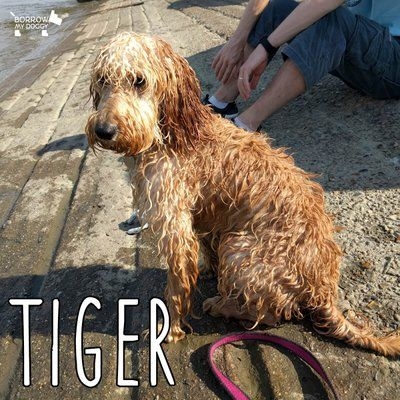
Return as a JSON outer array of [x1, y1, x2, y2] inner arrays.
[[155, 40, 212, 149]]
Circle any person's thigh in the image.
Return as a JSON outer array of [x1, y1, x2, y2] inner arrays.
[[336, 16, 400, 99], [281, 6, 357, 90]]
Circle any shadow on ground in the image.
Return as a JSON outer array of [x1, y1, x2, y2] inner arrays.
[[36, 134, 87, 155], [168, 0, 248, 10], [0, 264, 335, 399], [0, 264, 234, 339]]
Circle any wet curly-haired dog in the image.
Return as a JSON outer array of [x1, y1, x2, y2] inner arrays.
[[85, 32, 399, 355]]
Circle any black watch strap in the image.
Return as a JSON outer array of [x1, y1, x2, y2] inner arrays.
[[259, 36, 278, 61]]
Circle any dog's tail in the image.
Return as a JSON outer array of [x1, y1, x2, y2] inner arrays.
[[312, 302, 400, 356]]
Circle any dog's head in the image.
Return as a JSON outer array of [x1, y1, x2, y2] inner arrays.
[[85, 32, 211, 156]]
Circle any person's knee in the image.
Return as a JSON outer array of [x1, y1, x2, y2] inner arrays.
[[247, 0, 298, 47], [328, 5, 357, 40], [259, 0, 299, 24]]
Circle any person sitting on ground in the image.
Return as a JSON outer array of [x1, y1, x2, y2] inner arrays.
[[204, 0, 400, 132]]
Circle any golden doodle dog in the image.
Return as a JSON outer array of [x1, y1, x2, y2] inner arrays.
[[86, 32, 399, 356]]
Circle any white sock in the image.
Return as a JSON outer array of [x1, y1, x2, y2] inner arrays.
[[233, 117, 253, 132], [209, 95, 229, 109]]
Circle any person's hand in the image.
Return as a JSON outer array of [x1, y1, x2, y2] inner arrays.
[[212, 38, 245, 84], [238, 44, 268, 100]]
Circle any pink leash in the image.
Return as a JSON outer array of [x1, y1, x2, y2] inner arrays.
[[209, 332, 340, 400]]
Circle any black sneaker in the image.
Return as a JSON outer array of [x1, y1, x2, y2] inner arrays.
[[202, 94, 239, 119]]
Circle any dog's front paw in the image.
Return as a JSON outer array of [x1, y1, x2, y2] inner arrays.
[[165, 323, 186, 343], [141, 323, 185, 343]]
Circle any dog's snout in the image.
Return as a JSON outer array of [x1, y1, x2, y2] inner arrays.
[[94, 122, 117, 140]]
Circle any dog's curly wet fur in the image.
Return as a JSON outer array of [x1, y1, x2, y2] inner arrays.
[[85, 32, 400, 356]]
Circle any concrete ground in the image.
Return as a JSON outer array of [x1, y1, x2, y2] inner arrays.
[[0, 0, 399, 399]]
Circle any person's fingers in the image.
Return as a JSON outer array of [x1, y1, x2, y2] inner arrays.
[[216, 57, 232, 82], [212, 48, 228, 79], [223, 65, 238, 86], [212, 42, 244, 82], [230, 64, 240, 82], [238, 66, 251, 100], [249, 60, 267, 90], [217, 63, 227, 82], [250, 73, 261, 90], [238, 46, 268, 99], [213, 56, 223, 80], [243, 74, 251, 99], [221, 63, 235, 84], [211, 50, 221, 70], [237, 80, 244, 99]]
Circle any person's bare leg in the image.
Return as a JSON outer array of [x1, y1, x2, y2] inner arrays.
[[239, 58, 306, 131], [213, 44, 255, 103], [214, 80, 239, 103]]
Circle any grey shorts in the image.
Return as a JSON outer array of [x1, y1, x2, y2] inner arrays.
[[248, 0, 400, 99]]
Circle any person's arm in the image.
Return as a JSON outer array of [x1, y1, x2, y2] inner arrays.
[[268, 0, 345, 47], [212, 0, 270, 84], [238, 0, 345, 100]]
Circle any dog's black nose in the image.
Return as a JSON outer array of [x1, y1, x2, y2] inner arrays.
[[94, 122, 117, 140]]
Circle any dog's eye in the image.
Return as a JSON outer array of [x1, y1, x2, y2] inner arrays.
[[133, 76, 146, 89], [97, 77, 106, 87]]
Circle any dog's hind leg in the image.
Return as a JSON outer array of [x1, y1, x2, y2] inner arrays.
[[203, 233, 294, 328], [203, 296, 279, 327]]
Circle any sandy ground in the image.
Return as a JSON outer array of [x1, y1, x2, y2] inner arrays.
[[0, 0, 399, 399]]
